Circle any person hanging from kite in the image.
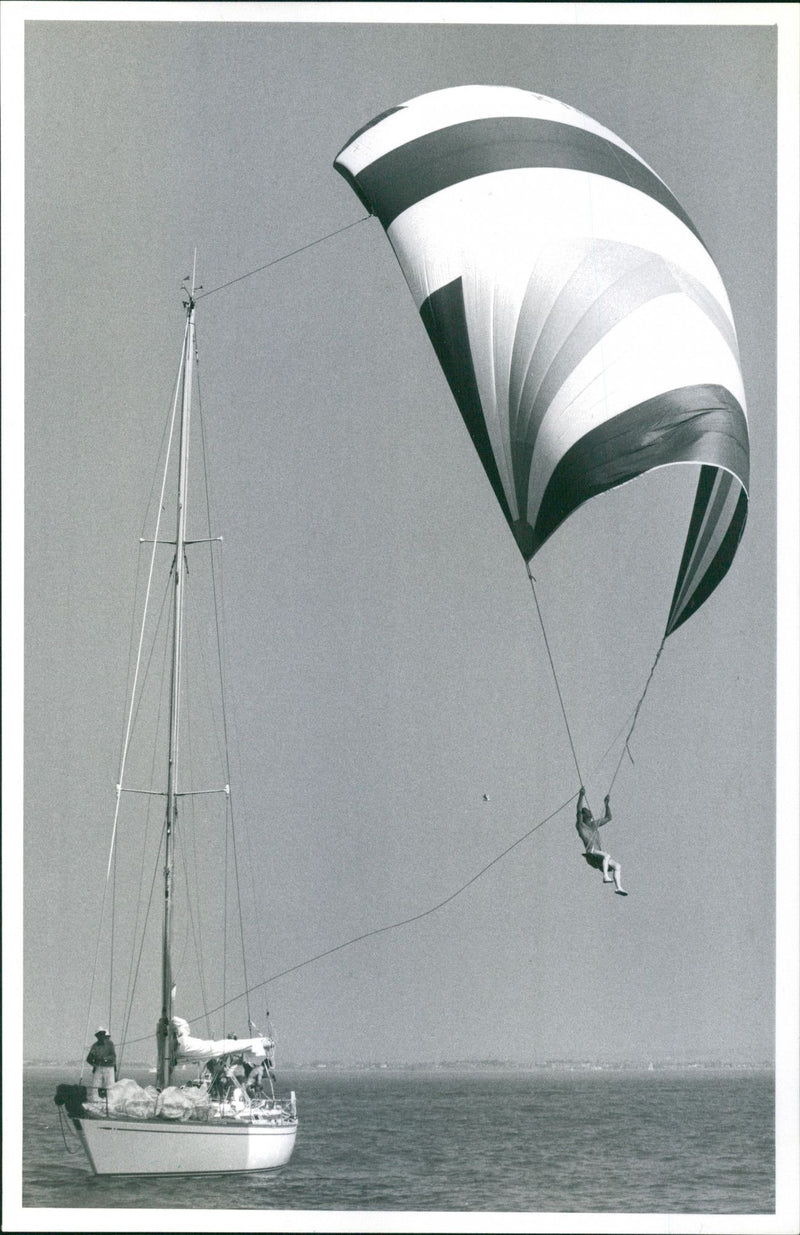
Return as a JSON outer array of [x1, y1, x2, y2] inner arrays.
[[576, 788, 627, 896]]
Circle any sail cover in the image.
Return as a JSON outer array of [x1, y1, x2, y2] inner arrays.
[[334, 86, 749, 636]]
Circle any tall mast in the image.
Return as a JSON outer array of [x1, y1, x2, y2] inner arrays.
[[157, 286, 196, 1088]]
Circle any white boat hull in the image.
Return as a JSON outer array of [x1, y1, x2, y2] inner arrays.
[[74, 1113, 297, 1176]]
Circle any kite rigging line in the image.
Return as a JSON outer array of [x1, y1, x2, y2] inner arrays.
[[193, 788, 577, 1020], [120, 786, 577, 1046], [606, 635, 667, 794], [526, 562, 667, 801], [196, 215, 371, 300], [525, 562, 586, 789]]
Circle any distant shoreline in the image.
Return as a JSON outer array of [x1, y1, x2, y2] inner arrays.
[[26, 1059, 774, 1073]]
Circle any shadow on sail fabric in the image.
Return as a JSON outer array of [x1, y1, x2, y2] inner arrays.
[[334, 85, 750, 639]]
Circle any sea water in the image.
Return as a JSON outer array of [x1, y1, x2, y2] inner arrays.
[[22, 1065, 773, 1214]]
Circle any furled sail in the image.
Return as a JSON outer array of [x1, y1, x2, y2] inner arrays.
[[171, 1016, 272, 1063], [334, 85, 749, 636]]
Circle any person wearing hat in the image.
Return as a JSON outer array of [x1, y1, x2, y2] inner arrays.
[[86, 1027, 117, 1101]]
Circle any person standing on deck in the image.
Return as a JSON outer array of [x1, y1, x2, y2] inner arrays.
[[576, 788, 628, 895], [86, 1027, 117, 1100]]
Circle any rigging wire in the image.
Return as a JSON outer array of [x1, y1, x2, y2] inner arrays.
[[118, 598, 174, 1072], [119, 573, 174, 775], [120, 785, 579, 1048], [80, 325, 188, 1075], [176, 803, 212, 1030], [196, 216, 371, 300], [525, 562, 586, 791], [113, 384, 181, 780], [596, 702, 646, 782], [606, 636, 666, 795], [192, 332, 255, 1031], [179, 576, 220, 1036], [117, 824, 165, 1076], [110, 324, 189, 873], [118, 819, 165, 1075], [526, 559, 666, 803], [199, 788, 580, 1019], [116, 577, 172, 1043], [109, 806, 116, 1035]]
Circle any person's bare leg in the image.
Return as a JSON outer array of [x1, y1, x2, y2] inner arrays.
[[609, 858, 627, 895], [601, 854, 613, 882]]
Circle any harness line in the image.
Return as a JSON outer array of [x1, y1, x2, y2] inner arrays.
[[120, 787, 578, 1048]]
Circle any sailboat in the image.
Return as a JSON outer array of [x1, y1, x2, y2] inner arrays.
[[54, 278, 298, 1175]]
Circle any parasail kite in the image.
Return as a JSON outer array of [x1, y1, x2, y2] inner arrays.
[[334, 85, 749, 640]]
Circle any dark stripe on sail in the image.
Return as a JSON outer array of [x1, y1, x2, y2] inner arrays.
[[335, 116, 704, 244], [510, 250, 740, 522], [668, 467, 734, 621], [667, 464, 718, 620], [530, 384, 749, 553], [333, 106, 408, 214], [419, 279, 514, 534], [665, 485, 748, 635]]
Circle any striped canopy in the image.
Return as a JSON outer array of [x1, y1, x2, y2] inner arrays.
[[334, 85, 749, 637]]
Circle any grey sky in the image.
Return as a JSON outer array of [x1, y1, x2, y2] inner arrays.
[[16, 12, 782, 1075]]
